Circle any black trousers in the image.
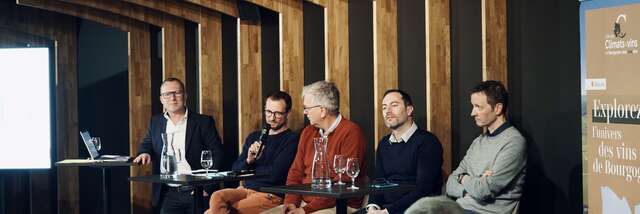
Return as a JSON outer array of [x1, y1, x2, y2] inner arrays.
[[159, 186, 195, 214]]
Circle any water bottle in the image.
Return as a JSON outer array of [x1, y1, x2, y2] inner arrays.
[[311, 137, 332, 189], [160, 133, 177, 178]]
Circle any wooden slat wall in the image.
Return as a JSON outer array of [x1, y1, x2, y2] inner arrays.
[[279, 2, 305, 131], [122, 0, 225, 144], [427, 0, 453, 173], [199, 15, 224, 135], [373, 0, 398, 149], [238, 19, 262, 151], [161, 20, 186, 80], [307, 0, 350, 118], [184, 0, 238, 17], [63, 0, 186, 81], [482, 0, 507, 85], [244, 0, 305, 131], [324, 0, 350, 118]]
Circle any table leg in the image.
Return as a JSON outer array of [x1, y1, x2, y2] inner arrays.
[[193, 186, 204, 214], [101, 167, 110, 214], [336, 199, 347, 214]]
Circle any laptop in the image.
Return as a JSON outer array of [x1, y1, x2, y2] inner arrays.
[[80, 131, 130, 161]]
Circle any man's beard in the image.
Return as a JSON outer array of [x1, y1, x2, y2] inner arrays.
[[269, 121, 286, 131]]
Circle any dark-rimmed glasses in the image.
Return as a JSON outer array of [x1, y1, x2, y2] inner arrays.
[[160, 91, 184, 99], [264, 110, 286, 118]]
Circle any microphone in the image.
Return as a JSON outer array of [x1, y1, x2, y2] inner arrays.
[[255, 124, 270, 159]]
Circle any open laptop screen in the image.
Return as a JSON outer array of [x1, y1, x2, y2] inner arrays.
[[80, 131, 100, 160]]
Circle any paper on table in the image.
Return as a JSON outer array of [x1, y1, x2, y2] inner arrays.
[[57, 159, 97, 164], [191, 169, 219, 174]]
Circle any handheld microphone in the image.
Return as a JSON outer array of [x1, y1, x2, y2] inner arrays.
[[255, 124, 270, 159]]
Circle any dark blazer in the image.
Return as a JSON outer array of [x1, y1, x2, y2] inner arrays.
[[137, 112, 223, 206]]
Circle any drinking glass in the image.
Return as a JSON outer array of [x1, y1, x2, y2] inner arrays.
[[201, 150, 213, 176], [333, 154, 346, 185], [91, 137, 101, 151], [346, 157, 360, 189]]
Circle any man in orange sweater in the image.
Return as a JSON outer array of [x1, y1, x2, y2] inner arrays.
[[265, 81, 367, 214]]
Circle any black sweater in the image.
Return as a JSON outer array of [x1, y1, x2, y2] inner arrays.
[[369, 129, 443, 214], [232, 129, 298, 191]]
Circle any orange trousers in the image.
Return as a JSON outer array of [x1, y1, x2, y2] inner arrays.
[[204, 186, 283, 214]]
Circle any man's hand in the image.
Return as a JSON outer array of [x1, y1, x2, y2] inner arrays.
[[458, 174, 467, 184], [286, 208, 305, 214], [482, 170, 493, 177], [246, 141, 263, 164], [283, 203, 300, 214], [133, 153, 151, 165]]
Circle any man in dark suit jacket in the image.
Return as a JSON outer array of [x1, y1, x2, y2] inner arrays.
[[133, 78, 223, 214]]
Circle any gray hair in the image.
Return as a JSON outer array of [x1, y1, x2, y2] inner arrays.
[[405, 196, 464, 214], [302, 81, 340, 115]]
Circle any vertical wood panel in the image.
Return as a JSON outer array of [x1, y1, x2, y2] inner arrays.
[[162, 20, 186, 80], [427, 0, 452, 173], [128, 26, 153, 214], [373, 0, 398, 150], [238, 19, 262, 150], [481, 0, 507, 85], [56, 30, 79, 214], [279, 1, 305, 131], [324, 0, 350, 118], [199, 14, 224, 137], [245, 0, 306, 132]]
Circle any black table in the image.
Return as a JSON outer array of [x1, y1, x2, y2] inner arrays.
[[56, 159, 132, 214], [261, 183, 415, 214], [129, 173, 262, 214]]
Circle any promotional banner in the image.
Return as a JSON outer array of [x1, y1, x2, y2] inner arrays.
[[581, 0, 640, 213]]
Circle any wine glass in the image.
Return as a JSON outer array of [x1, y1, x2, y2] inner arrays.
[[346, 157, 360, 189], [175, 148, 183, 162], [333, 154, 346, 185], [201, 150, 213, 176], [91, 137, 102, 151]]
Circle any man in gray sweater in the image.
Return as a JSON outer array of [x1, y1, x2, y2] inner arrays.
[[446, 80, 526, 214]]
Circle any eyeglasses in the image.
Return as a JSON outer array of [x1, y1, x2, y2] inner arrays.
[[303, 105, 322, 112], [160, 91, 184, 99], [264, 110, 287, 118]]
